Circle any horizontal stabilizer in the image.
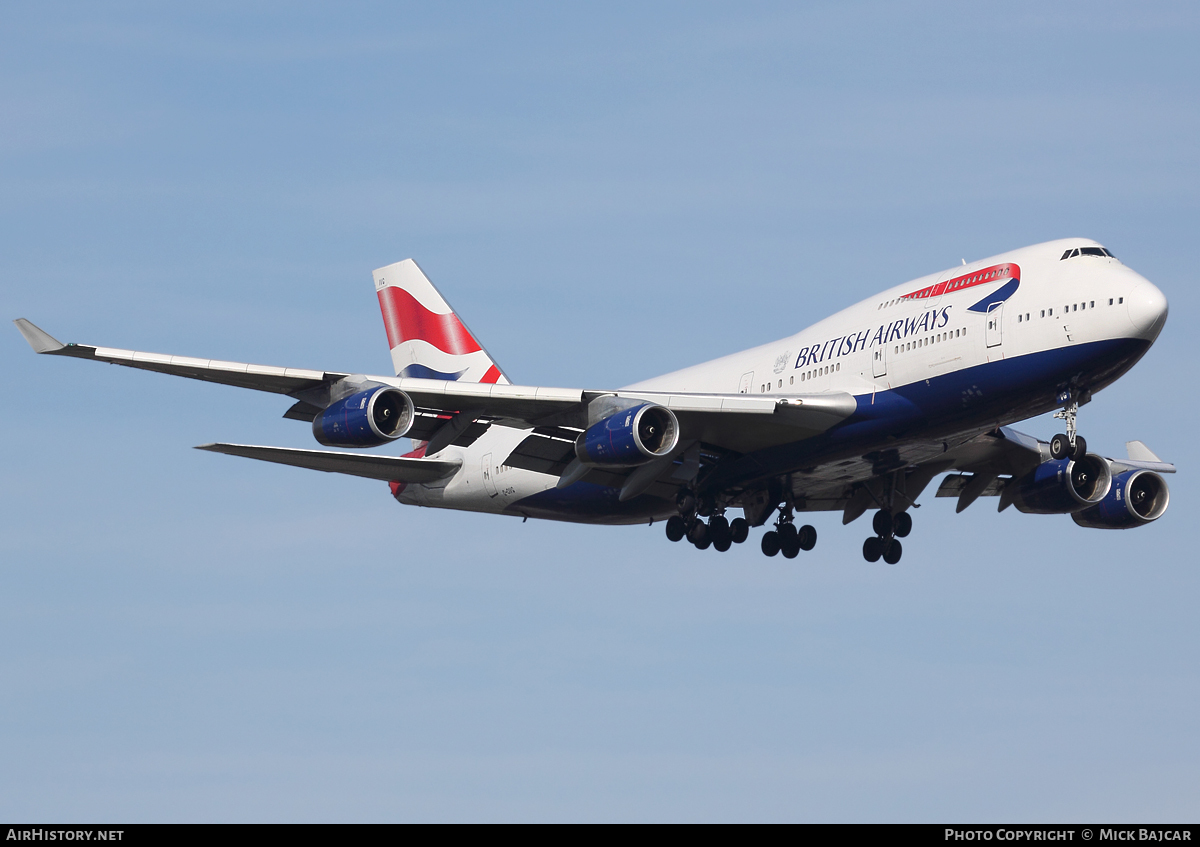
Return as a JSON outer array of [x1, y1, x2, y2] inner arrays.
[[196, 443, 460, 483]]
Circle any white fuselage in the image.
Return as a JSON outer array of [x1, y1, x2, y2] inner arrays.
[[395, 238, 1167, 520]]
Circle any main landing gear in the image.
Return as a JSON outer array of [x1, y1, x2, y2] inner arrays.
[[862, 508, 910, 564], [665, 491, 749, 553], [760, 504, 817, 559], [1050, 399, 1088, 461]]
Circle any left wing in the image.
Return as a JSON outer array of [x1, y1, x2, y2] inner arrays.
[[14, 319, 857, 455]]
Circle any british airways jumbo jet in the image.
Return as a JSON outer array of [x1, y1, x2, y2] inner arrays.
[[14, 237, 1173, 564]]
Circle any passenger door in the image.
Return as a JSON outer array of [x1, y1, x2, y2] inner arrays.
[[739, 372, 754, 394], [482, 453, 498, 497], [986, 303, 1004, 348], [872, 344, 887, 378]]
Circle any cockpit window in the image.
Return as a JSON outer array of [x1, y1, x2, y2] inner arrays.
[[1060, 246, 1116, 260]]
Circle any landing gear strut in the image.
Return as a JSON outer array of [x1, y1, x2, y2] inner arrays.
[[1051, 399, 1088, 461]]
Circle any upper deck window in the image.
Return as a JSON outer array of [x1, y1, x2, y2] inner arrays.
[[1061, 246, 1116, 260]]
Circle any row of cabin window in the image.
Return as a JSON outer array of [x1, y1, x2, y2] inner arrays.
[[760, 362, 841, 392], [876, 267, 1011, 310], [895, 327, 965, 354], [1016, 297, 1124, 322]]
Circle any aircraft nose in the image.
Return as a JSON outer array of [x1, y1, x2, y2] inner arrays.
[[1126, 281, 1169, 340]]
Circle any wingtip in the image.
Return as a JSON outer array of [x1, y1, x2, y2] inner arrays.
[[13, 318, 65, 354]]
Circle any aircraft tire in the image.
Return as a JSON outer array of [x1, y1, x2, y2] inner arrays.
[[872, 510, 893, 538], [1071, 435, 1088, 461], [1050, 434, 1070, 460], [893, 512, 912, 538], [778, 522, 798, 545], [695, 536, 712, 550], [687, 520, 709, 547], [709, 515, 731, 545], [780, 536, 800, 559], [797, 524, 817, 551], [729, 518, 749, 544], [863, 536, 883, 562], [761, 531, 781, 557], [713, 537, 732, 553], [665, 515, 687, 542], [883, 539, 903, 565]]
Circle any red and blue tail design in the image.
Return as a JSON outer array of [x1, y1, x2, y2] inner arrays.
[[373, 259, 509, 384]]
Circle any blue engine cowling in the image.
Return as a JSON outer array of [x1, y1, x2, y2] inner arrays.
[[1008, 454, 1112, 514], [575, 403, 680, 465], [1072, 469, 1170, 529], [312, 387, 415, 448]]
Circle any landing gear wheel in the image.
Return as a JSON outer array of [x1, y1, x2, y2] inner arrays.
[[863, 536, 884, 562], [676, 491, 696, 516], [665, 515, 686, 542], [872, 510, 894, 538], [883, 538, 903, 565], [1050, 433, 1070, 460], [687, 520, 709, 547], [892, 511, 912, 538], [1070, 435, 1088, 461], [709, 515, 731, 545], [780, 533, 801, 558], [778, 522, 798, 546], [761, 531, 781, 557], [713, 537, 732, 553], [729, 518, 749, 544], [695, 536, 712, 550], [797, 524, 817, 551]]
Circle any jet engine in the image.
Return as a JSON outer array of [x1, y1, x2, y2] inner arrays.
[[1007, 454, 1112, 515], [1071, 469, 1170, 529], [312, 386, 414, 448], [576, 403, 679, 466]]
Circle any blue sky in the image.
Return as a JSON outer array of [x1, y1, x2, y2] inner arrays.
[[2, 2, 1198, 821]]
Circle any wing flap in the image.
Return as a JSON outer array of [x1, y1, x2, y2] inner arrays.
[[196, 443, 460, 483]]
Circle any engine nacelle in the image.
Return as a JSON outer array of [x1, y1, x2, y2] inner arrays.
[[312, 386, 414, 448], [575, 403, 680, 466], [1008, 454, 1112, 515], [1072, 469, 1170, 529]]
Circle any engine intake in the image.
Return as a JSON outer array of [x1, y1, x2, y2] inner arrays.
[[1072, 469, 1170, 529], [576, 403, 680, 466], [312, 387, 414, 448], [1008, 454, 1112, 515]]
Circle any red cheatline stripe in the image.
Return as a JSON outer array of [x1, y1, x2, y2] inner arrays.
[[377, 287, 482, 355], [480, 364, 502, 384], [901, 262, 1021, 301]]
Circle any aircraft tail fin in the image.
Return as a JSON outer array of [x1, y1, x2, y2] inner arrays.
[[372, 259, 510, 384]]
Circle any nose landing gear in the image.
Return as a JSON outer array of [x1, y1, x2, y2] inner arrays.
[[1050, 397, 1089, 461]]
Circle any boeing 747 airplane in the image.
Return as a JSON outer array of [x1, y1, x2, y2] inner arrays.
[[15, 238, 1172, 564]]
